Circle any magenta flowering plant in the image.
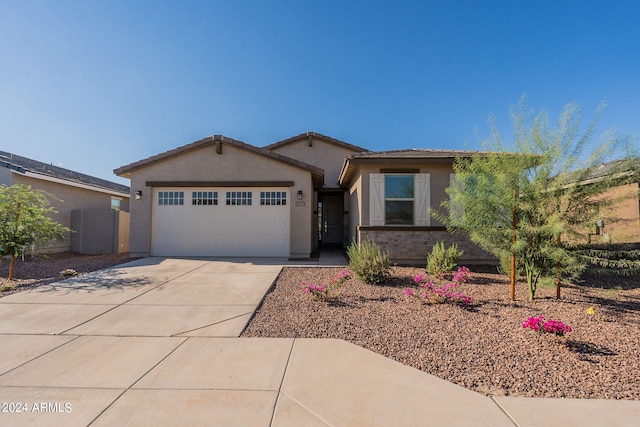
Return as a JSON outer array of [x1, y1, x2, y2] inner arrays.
[[408, 266, 473, 305], [301, 269, 353, 301], [522, 315, 572, 336]]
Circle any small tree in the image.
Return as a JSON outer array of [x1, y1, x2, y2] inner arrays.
[[0, 184, 70, 279], [442, 98, 638, 300]]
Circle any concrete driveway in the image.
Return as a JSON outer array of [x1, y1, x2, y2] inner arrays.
[[1, 257, 638, 426]]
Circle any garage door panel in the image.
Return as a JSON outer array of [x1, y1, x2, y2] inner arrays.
[[152, 187, 290, 257]]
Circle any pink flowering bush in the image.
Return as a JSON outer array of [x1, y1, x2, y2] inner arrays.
[[406, 266, 473, 305], [522, 315, 572, 337], [302, 268, 353, 301]]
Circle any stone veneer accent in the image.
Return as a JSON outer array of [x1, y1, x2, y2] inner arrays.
[[358, 227, 495, 264]]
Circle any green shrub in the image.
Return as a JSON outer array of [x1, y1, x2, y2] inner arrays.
[[426, 241, 463, 278], [498, 252, 514, 277], [346, 239, 390, 285]]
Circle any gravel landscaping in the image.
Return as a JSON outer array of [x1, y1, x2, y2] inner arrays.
[[3, 252, 637, 399], [242, 265, 640, 400], [0, 252, 133, 296]]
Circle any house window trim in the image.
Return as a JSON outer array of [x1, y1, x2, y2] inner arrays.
[[110, 196, 122, 211], [384, 174, 415, 226], [192, 191, 218, 206], [369, 173, 430, 227], [260, 191, 287, 206], [158, 191, 185, 206], [226, 191, 253, 206]]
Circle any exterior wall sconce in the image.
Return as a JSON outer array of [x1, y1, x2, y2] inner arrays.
[[135, 190, 142, 200], [297, 190, 303, 200]]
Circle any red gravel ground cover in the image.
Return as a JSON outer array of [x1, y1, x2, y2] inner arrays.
[[242, 266, 640, 400]]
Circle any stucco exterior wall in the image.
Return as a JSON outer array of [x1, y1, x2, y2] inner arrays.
[[126, 143, 314, 257], [352, 163, 454, 227], [359, 228, 494, 264], [270, 138, 358, 188], [11, 174, 123, 252], [587, 182, 640, 244]]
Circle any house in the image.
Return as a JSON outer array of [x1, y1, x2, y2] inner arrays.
[[0, 150, 130, 254], [577, 159, 640, 244], [114, 132, 491, 263]]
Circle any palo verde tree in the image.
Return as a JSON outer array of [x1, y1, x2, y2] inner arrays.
[[442, 98, 638, 300], [0, 184, 70, 280]]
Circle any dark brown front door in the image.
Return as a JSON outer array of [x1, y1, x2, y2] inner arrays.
[[322, 195, 343, 244]]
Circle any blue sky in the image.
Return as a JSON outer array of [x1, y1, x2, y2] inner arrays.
[[1, 0, 639, 185]]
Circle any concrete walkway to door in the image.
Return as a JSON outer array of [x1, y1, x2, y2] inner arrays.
[[0, 257, 638, 426]]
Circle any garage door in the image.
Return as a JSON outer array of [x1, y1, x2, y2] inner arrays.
[[152, 187, 290, 257]]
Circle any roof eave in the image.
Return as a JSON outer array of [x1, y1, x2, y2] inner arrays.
[[115, 135, 325, 182], [13, 170, 130, 197]]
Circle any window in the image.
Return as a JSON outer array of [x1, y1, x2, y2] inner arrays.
[[226, 191, 252, 206], [158, 191, 184, 206], [370, 173, 430, 226], [385, 175, 414, 225], [260, 191, 287, 206], [192, 191, 218, 206], [111, 197, 121, 211]]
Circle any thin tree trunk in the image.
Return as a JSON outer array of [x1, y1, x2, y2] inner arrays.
[[556, 234, 562, 299], [510, 203, 517, 301], [8, 202, 22, 281], [8, 255, 15, 280]]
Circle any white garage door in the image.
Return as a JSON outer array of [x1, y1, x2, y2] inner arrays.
[[152, 187, 290, 257]]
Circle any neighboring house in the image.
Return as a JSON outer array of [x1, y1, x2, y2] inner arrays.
[[114, 132, 491, 263], [0, 150, 130, 254], [577, 159, 640, 244]]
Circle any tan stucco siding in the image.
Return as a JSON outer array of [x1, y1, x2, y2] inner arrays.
[[587, 182, 640, 244], [11, 174, 119, 252], [127, 143, 314, 257], [352, 163, 454, 227], [270, 139, 356, 188], [425, 165, 454, 226]]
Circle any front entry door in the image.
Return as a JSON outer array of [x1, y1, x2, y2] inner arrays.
[[322, 195, 343, 244]]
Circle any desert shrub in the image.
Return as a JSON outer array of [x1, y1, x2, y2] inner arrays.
[[498, 252, 526, 277], [426, 241, 463, 278], [346, 239, 390, 285], [569, 243, 640, 275]]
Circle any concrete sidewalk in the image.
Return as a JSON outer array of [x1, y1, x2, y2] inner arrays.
[[0, 257, 638, 426]]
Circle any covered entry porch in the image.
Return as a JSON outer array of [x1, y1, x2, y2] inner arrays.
[[314, 190, 349, 249]]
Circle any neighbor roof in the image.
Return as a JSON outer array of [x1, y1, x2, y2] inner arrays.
[[0, 150, 130, 196], [114, 135, 325, 187], [338, 148, 483, 185], [264, 131, 369, 153]]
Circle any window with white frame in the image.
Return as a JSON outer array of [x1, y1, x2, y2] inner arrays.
[[226, 191, 252, 206], [158, 191, 184, 206], [260, 191, 287, 206], [192, 191, 218, 206], [370, 173, 430, 226]]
